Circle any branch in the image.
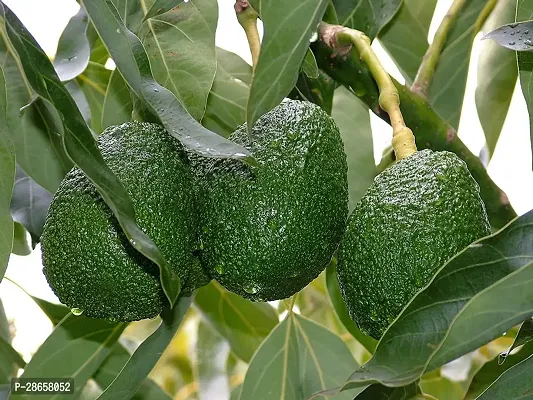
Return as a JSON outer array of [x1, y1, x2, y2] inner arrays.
[[235, 0, 260, 68], [312, 24, 516, 229]]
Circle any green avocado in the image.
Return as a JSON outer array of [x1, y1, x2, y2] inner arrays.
[[195, 100, 348, 301], [337, 149, 491, 339], [41, 122, 208, 321]]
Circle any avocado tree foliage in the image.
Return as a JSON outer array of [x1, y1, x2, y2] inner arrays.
[[1, 0, 533, 398]]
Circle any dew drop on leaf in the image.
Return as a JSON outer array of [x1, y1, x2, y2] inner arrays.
[[71, 308, 84, 316], [509, 41, 516, 46]]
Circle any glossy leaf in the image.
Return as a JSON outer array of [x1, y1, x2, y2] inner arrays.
[[518, 1, 533, 169], [32, 296, 70, 326], [196, 321, 230, 400], [354, 383, 418, 399], [477, 353, 533, 399], [67, 80, 92, 124], [331, 86, 375, 209], [216, 47, 252, 85], [81, 0, 254, 163], [194, 282, 278, 363], [10, 166, 52, 242], [378, 0, 437, 83], [111, 0, 144, 33], [19, 314, 126, 400], [499, 317, 533, 362], [476, 0, 518, 157], [102, 70, 133, 129], [301, 49, 319, 79], [3, 2, 183, 306], [290, 70, 335, 115], [332, 0, 402, 40], [325, 262, 377, 354], [246, 0, 329, 133], [483, 20, 533, 51], [321, 209, 533, 395], [428, 0, 487, 129], [97, 296, 191, 400], [11, 222, 30, 256], [77, 61, 112, 133], [53, 7, 91, 82], [240, 313, 361, 400], [143, 0, 183, 22], [0, 66, 14, 282]]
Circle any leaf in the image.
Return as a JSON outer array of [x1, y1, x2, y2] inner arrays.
[[354, 383, 418, 399], [31, 296, 70, 326], [216, 48, 252, 85], [240, 313, 361, 400], [81, 0, 254, 163], [0, 299, 23, 385], [139, 0, 217, 121], [10, 166, 52, 242], [466, 341, 533, 399], [476, 352, 533, 399], [53, 7, 91, 82], [246, 0, 329, 133], [18, 314, 126, 400], [102, 70, 133, 129], [483, 20, 533, 51], [194, 281, 278, 363], [476, 0, 518, 158], [325, 262, 377, 354], [331, 86, 375, 209], [0, 66, 14, 282], [332, 0, 402, 40], [196, 321, 230, 400], [143, 0, 183, 23], [77, 61, 112, 133], [428, 0, 488, 129], [96, 296, 191, 400], [378, 0, 437, 83], [500, 317, 533, 362], [0, 28, 71, 193], [111, 0, 145, 33], [11, 222, 29, 256], [320, 209, 533, 395], [2, 2, 183, 306], [517, 1, 533, 170], [290, 70, 335, 115], [66, 80, 92, 124], [301, 49, 319, 79]]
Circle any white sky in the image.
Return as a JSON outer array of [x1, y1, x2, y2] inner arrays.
[[1, 0, 532, 361]]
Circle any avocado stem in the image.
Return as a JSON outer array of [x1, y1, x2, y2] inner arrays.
[[235, 1, 260, 69], [326, 24, 417, 160], [411, 0, 468, 97]]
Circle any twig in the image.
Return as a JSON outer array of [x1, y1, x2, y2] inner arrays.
[[412, 0, 468, 96], [235, 0, 260, 69]]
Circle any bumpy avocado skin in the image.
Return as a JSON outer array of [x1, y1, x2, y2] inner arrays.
[[41, 122, 208, 321], [337, 149, 491, 339], [196, 100, 348, 301]]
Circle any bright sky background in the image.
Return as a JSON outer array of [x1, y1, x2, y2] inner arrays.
[[1, 0, 532, 364]]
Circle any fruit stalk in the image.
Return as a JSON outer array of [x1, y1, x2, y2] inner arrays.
[[327, 24, 417, 160], [235, 0, 260, 69]]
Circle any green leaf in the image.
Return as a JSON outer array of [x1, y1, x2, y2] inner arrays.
[[139, 0, 217, 121], [194, 282, 278, 363], [331, 86, 375, 209], [2, 2, 183, 306], [53, 7, 91, 82], [476, 352, 533, 399], [321, 209, 533, 395], [196, 321, 230, 400], [483, 20, 533, 51], [0, 28, 71, 193], [290, 70, 335, 115], [111, 0, 144, 33], [378, 0, 437, 83], [517, 1, 533, 169], [10, 166, 52, 242], [332, 0, 402, 40], [19, 314, 126, 400], [0, 337, 25, 385], [0, 66, 14, 282], [466, 341, 533, 399], [301, 49, 319, 79], [102, 70, 133, 130], [475, 0, 518, 158], [77, 61, 112, 133], [500, 317, 533, 362], [11, 222, 29, 256], [354, 383, 418, 399], [66, 80, 92, 124], [216, 48, 252, 85], [325, 262, 377, 354], [428, 0, 487, 129], [246, 0, 329, 133], [240, 313, 361, 400], [81, 0, 254, 164], [143, 0, 183, 22], [97, 296, 191, 400], [31, 296, 70, 326]]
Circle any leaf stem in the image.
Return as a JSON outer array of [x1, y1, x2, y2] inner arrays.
[[235, 1, 260, 69], [322, 23, 417, 160], [412, 0, 468, 96]]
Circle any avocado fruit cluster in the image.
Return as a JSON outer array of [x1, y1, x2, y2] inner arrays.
[[337, 149, 491, 339], [41, 100, 349, 320]]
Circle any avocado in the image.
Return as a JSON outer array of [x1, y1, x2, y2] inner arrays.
[[337, 149, 491, 338], [195, 100, 348, 301], [41, 122, 208, 321]]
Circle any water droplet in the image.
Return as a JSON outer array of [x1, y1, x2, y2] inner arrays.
[[215, 264, 225, 274], [244, 284, 258, 294], [498, 351, 508, 365], [509, 41, 516, 46], [510, 31, 516, 35], [130, 239, 136, 246], [525, 30, 530, 34], [309, 31, 318, 42], [517, 29, 521, 33], [510, 23, 518, 28], [71, 308, 84, 316], [68, 56, 76, 61], [525, 39, 533, 46], [154, 88, 159, 92], [116, 28, 120, 33]]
